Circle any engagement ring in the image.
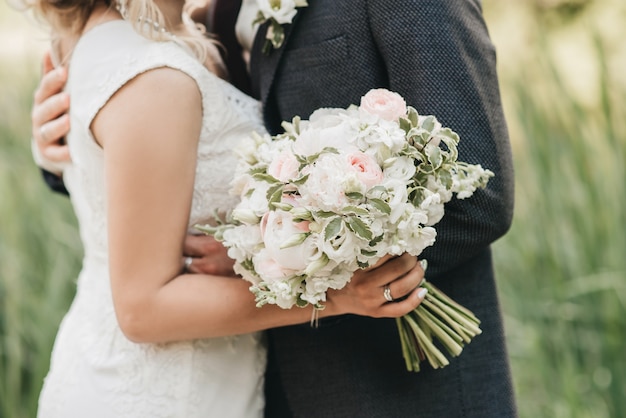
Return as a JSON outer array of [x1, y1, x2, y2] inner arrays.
[[383, 285, 394, 302]]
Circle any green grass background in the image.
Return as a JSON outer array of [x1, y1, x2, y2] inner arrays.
[[1, 0, 625, 417]]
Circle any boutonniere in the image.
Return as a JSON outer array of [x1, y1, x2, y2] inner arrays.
[[254, 0, 308, 54]]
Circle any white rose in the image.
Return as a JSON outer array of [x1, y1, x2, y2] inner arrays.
[[257, 0, 300, 25], [383, 156, 416, 182]]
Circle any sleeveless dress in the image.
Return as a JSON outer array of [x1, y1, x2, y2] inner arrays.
[[37, 20, 267, 418]]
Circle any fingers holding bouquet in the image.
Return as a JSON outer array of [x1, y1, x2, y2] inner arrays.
[[332, 254, 427, 318]]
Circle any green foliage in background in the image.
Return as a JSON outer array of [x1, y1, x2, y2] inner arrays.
[[493, 31, 626, 417], [0, 64, 82, 418], [1, 2, 624, 418]]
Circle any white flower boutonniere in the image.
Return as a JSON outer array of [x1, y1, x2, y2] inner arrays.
[[254, 0, 308, 54]]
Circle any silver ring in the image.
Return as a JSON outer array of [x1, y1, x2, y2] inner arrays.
[[39, 125, 50, 143], [184, 256, 193, 271], [383, 284, 393, 302]]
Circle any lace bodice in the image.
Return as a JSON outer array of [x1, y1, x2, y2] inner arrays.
[[38, 20, 267, 418]]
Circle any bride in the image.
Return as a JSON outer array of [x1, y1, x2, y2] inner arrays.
[[21, 0, 427, 416]]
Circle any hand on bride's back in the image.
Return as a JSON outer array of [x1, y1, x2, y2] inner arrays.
[[183, 234, 237, 277], [32, 51, 71, 163]]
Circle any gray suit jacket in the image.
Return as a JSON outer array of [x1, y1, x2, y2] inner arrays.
[[249, 1, 517, 417]]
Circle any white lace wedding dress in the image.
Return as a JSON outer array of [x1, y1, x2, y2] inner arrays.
[[37, 20, 267, 418]]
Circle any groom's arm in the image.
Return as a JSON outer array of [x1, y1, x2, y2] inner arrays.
[[368, 0, 514, 278]]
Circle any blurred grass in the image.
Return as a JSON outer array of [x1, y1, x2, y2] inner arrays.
[[486, 1, 626, 417], [1, 1, 625, 417], [493, 34, 626, 417], [0, 63, 82, 417]]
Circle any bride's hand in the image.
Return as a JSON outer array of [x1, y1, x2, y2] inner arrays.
[[32, 51, 71, 164], [325, 253, 426, 319], [182, 234, 237, 277]]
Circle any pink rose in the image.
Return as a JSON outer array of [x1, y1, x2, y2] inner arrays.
[[268, 150, 300, 182], [347, 152, 383, 189], [360, 89, 407, 121]]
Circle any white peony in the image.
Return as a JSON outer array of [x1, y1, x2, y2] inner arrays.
[[260, 210, 317, 271]]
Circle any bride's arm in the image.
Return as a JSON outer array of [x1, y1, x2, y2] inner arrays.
[[94, 67, 426, 344]]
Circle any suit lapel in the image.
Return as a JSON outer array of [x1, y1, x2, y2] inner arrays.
[[250, 12, 302, 113]]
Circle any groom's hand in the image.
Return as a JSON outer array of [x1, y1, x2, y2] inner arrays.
[[326, 253, 426, 319], [182, 234, 237, 277], [32, 51, 71, 164]]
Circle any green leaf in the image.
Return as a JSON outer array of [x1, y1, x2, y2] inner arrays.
[[291, 173, 309, 185], [346, 216, 373, 240], [369, 234, 384, 246], [369, 198, 391, 214], [343, 205, 369, 216], [407, 107, 419, 126], [357, 260, 370, 269], [361, 249, 377, 257], [266, 184, 284, 207], [345, 191, 364, 200], [439, 170, 453, 189], [295, 296, 309, 308], [324, 217, 343, 241], [305, 147, 340, 165], [421, 115, 436, 132], [399, 117, 412, 133], [438, 127, 460, 144], [426, 145, 443, 168], [271, 22, 285, 48], [253, 173, 280, 183], [249, 167, 268, 175], [315, 210, 337, 218]]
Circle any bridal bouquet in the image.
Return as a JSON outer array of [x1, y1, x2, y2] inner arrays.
[[197, 89, 493, 372]]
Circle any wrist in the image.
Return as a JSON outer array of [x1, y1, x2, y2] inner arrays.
[[320, 290, 345, 318]]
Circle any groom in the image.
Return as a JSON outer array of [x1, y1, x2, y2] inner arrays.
[[32, 0, 517, 416], [230, 1, 517, 417]]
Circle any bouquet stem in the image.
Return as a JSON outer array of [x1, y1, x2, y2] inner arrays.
[[397, 280, 482, 372]]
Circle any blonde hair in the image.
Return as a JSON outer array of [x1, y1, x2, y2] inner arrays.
[[117, 0, 225, 76], [18, 0, 225, 77]]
